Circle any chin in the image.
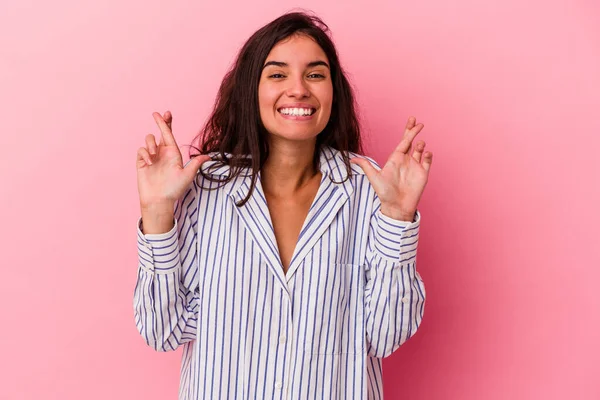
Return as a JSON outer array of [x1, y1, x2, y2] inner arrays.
[[268, 128, 321, 143]]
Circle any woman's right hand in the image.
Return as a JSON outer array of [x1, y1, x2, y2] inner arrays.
[[136, 111, 210, 211]]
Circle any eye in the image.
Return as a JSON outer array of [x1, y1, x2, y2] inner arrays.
[[269, 73, 285, 79], [308, 73, 325, 79]]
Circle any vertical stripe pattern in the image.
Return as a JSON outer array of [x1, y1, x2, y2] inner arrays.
[[133, 146, 426, 399]]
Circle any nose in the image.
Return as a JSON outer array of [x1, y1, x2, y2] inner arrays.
[[285, 75, 310, 98]]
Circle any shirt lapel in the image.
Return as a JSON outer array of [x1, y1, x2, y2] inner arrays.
[[229, 172, 290, 293], [226, 146, 354, 290], [284, 146, 354, 282]]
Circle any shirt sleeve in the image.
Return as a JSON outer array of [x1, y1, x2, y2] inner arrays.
[[364, 196, 425, 358], [133, 182, 201, 352]]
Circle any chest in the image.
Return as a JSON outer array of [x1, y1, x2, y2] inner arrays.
[[194, 172, 374, 285], [265, 180, 321, 275]]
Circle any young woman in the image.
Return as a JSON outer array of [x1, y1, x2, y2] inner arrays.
[[134, 11, 433, 400]]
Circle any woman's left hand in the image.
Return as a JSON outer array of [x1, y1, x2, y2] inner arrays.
[[350, 116, 433, 222]]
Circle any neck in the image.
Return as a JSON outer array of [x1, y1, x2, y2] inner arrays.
[[261, 138, 320, 197]]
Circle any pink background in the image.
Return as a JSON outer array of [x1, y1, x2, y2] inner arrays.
[[1, 0, 598, 399]]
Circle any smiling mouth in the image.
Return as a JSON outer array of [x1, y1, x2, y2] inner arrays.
[[277, 107, 317, 116]]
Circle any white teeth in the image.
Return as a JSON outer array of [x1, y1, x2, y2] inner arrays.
[[279, 107, 314, 116]]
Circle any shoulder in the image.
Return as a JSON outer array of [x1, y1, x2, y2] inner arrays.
[[323, 146, 381, 177], [179, 154, 240, 197], [184, 152, 253, 185], [196, 152, 252, 177], [321, 146, 379, 207], [183, 153, 255, 202]]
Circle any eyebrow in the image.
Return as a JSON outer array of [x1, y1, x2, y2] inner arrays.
[[262, 60, 330, 70]]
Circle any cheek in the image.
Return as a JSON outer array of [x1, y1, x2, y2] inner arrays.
[[258, 85, 277, 108], [317, 84, 334, 110], [319, 97, 334, 120]]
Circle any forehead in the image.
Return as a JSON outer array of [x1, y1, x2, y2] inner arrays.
[[265, 34, 329, 65]]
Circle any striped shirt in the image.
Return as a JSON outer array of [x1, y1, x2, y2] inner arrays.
[[133, 145, 425, 400]]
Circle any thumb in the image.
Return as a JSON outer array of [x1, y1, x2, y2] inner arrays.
[[183, 154, 211, 181], [350, 157, 380, 183]]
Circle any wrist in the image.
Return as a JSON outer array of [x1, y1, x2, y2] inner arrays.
[[380, 205, 415, 222], [140, 201, 176, 234], [140, 200, 175, 214]]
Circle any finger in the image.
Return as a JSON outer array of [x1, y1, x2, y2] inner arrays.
[[398, 117, 416, 153], [395, 123, 423, 155], [405, 116, 416, 131], [153, 112, 178, 147], [163, 111, 172, 130], [349, 157, 380, 183], [412, 141, 425, 163], [145, 134, 158, 155], [137, 147, 153, 166], [394, 118, 424, 155], [422, 151, 433, 172]]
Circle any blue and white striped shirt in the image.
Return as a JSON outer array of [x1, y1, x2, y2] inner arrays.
[[134, 145, 425, 400]]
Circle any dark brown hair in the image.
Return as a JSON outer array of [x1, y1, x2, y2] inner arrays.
[[190, 10, 364, 206]]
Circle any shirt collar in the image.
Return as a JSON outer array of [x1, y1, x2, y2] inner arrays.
[[214, 145, 358, 201]]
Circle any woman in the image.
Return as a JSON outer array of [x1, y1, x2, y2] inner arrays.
[[134, 11, 433, 400]]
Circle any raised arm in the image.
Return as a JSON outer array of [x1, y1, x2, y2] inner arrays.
[[133, 111, 209, 351], [350, 115, 433, 357]]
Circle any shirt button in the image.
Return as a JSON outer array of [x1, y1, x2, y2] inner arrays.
[[401, 297, 410, 304], [279, 335, 286, 344], [275, 381, 283, 389]]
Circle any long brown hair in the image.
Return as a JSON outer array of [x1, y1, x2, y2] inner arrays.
[[190, 10, 364, 206]]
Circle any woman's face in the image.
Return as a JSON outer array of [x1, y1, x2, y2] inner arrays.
[[258, 34, 333, 144]]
